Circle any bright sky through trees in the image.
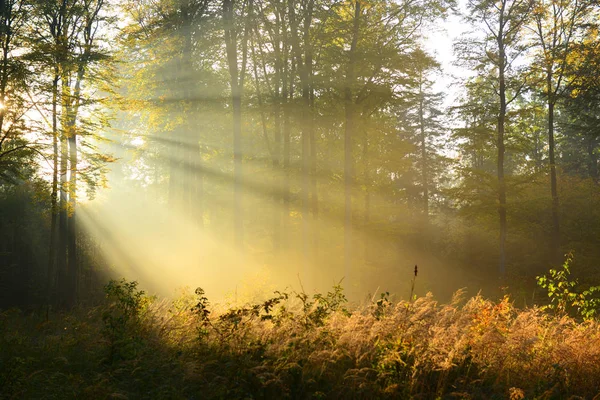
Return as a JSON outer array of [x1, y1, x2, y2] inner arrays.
[[1, 0, 600, 309]]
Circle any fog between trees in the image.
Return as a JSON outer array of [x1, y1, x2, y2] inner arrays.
[[1, 0, 600, 308]]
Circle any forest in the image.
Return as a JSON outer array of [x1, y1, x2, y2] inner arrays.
[[2, 0, 600, 398]]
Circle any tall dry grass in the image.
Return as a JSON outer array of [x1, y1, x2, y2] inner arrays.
[[2, 284, 600, 399]]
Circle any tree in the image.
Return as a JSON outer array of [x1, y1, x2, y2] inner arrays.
[[31, 0, 112, 306], [343, 0, 360, 280], [529, 0, 596, 261], [0, 0, 36, 181], [224, 0, 251, 249], [335, 0, 452, 281], [461, 0, 534, 277], [400, 47, 446, 223], [287, 0, 314, 269]]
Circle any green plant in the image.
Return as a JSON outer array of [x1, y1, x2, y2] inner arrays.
[[216, 291, 289, 338], [373, 291, 391, 320], [192, 287, 289, 342], [536, 253, 600, 320], [296, 282, 350, 327], [101, 279, 151, 361], [191, 287, 212, 340]]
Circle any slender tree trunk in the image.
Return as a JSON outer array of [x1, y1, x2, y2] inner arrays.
[[497, 23, 507, 278], [168, 128, 180, 208], [67, 116, 77, 306], [224, 0, 250, 249], [47, 73, 59, 306], [547, 92, 560, 261], [344, 1, 360, 281], [57, 89, 68, 305], [279, 2, 291, 250], [169, 58, 185, 211], [272, 12, 282, 251], [232, 85, 243, 248], [418, 79, 429, 222], [250, 35, 273, 158], [190, 126, 204, 229], [0, 3, 10, 153], [224, 0, 241, 246], [196, 148, 204, 227], [362, 120, 370, 264], [183, 12, 197, 221], [282, 56, 292, 249], [301, 101, 309, 272], [304, 0, 318, 262], [251, 32, 280, 250], [288, 0, 311, 270], [64, 45, 89, 307]]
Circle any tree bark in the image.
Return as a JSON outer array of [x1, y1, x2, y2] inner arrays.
[[47, 73, 59, 306], [224, 0, 250, 249], [362, 116, 370, 265], [272, 6, 282, 251], [418, 76, 429, 222], [344, 1, 360, 281], [304, 0, 318, 262], [547, 92, 560, 261], [288, 0, 312, 270], [57, 82, 68, 305], [497, 11, 507, 278], [67, 113, 77, 306], [282, 52, 292, 250]]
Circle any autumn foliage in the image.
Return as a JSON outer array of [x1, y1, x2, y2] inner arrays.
[[2, 279, 600, 399]]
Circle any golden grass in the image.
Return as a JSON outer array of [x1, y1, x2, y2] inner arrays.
[[2, 286, 600, 399]]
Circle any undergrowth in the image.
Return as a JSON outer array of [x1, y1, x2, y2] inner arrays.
[[2, 277, 600, 399]]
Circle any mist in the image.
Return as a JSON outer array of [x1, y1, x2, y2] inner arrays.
[[5, 1, 600, 398], [2, 0, 600, 312]]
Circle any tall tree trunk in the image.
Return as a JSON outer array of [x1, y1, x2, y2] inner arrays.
[[67, 115, 77, 306], [304, 0, 318, 262], [47, 73, 59, 306], [57, 88, 68, 305], [54, 1, 69, 307], [497, 17, 507, 278], [279, 2, 291, 250], [224, 0, 241, 246], [169, 59, 185, 211], [282, 55, 292, 250], [232, 72, 243, 249], [547, 92, 560, 262], [362, 120, 370, 265], [418, 78, 429, 223], [64, 40, 89, 307], [168, 130, 180, 209], [272, 7, 283, 252], [224, 0, 250, 249], [182, 10, 197, 222], [288, 0, 311, 271], [344, 1, 360, 281], [0, 0, 10, 154]]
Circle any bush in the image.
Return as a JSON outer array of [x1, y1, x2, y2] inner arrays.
[[101, 279, 152, 362], [536, 253, 600, 320], [3, 278, 600, 399]]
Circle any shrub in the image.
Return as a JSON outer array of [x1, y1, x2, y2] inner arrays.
[[5, 277, 600, 399], [296, 282, 350, 327], [101, 279, 152, 362], [536, 253, 600, 320]]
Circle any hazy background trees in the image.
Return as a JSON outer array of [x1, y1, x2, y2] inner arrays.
[[2, 0, 600, 309]]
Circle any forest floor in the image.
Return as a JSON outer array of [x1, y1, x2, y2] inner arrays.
[[2, 280, 600, 400]]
